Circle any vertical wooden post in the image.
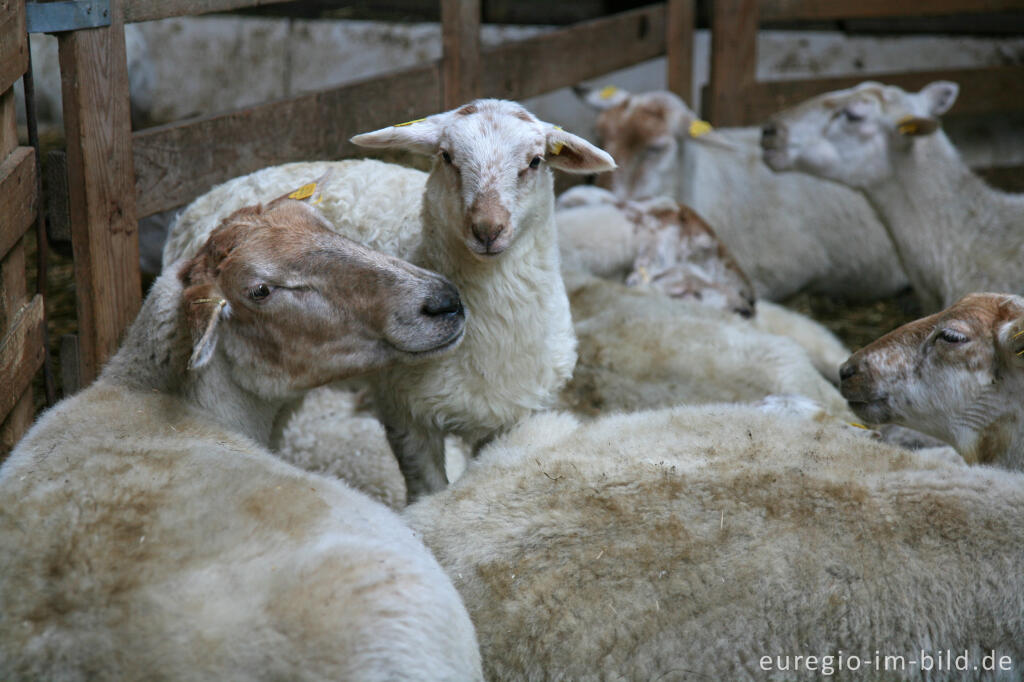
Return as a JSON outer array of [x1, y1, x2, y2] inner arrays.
[[666, 0, 695, 105], [58, 0, 141, 384], [441, 0, 481, 110], [706, 0, 759, 126]]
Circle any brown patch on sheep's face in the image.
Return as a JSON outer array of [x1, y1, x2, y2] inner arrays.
[[840, 293, 1024, 464], [593, 92, 689, 199], [178, 199, 465, 398]]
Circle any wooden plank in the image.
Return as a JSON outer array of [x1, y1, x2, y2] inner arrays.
[[123, 0, 299, 23], [0, 233, 25, 334], [705, 0, 759, 126], [666, 0, 695, 104], [58, 1, 141, 384], [479, 4, 667, 101], [0, 239, 35, 457], [0, 0, 27, 96], [760, 0, 1024, 22], [441, 0, 481, 109], [0, 391, 32, 458], [0, 294, 44, 422], [0, 147, 37, 263], [133, 62, 441, 218], [711, 65, 1024, 126]]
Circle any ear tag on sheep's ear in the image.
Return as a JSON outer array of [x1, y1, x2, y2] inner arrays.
[[393, 118, 426, 127], [1012, 328, 1024, 357], [599, 85, 619, 100], [848, 422, 870, 430], [896, 115, 939, 137], [549, 141, 565, 156], [288, 183, 316, 201], [688, 120, 713, 138]]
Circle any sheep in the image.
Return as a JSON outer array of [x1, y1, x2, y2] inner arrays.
[[839, 291, 1024, 470], [762, 80, 1024, 312], [163, 100, 615, 501], [403, 403, 1024, 681], [561, 275, 854, 419], [0, 199, 482, 680], [575, 84, 909, 302], [556, 186, 850, 385]]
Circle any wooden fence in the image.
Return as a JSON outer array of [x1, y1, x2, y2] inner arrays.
[[1, 0, 45, 453]]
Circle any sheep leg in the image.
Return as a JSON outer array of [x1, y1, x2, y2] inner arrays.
[[384, 421, 448, 503]]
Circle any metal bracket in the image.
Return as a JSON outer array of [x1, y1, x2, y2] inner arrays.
[[26, 1, 111, 34]]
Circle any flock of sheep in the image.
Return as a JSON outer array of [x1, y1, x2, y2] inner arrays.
[[2, 79, 1024, 680]]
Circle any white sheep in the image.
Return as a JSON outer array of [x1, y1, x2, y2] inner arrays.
[[763, 80, 1024, 312], [0, 200, 482, 680], [404, 403, 1023, 680], [561, 275, 853, 419], [164, 99, 615, 501], [576, 85, 909, 301], [839, 292, 1024, 469]]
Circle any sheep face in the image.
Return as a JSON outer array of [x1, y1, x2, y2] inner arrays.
[[624, 198, 756, 318], [761, 80, 959, 188], [839, 292, 1024, 464], [178, 199, 465, 397], [352, 99, 615, 259], [575, 85, 731, 201]]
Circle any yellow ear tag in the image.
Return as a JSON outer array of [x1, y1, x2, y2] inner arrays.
[[897, 116, 920, 136], [393, 118, 426, 127], [689, 119, 713, 137], [549, 141, 564, 156], [288, 183, 316, 200], [599, 85, 619, 100], [848, 422, 870, 430]]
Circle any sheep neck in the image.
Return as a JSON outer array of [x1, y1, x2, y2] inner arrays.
[[944, 378, 1024, 470], [863, 132, 1021, 309], [99, 271, 283, 446]]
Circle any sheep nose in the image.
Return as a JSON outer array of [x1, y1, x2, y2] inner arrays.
[[839, 359, 859, 382], [761, 122, 780, 147], [422, 283, 464, 318], [471, 222, 506, 250]]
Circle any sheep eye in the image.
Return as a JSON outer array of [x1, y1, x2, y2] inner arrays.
[[938, 329, 968, 344], [441, 150, 453, 164], [248, 283, 271, 301], [529, 156, 542, 169], [842, 108, 864, 123]]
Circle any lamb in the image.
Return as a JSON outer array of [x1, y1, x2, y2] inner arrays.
[[840, 292, 1024, 469], [0, 199, 482, 680], [404, 403, 1024, 680], [762, 80, 1024, 312], [556, 186, 850, 385], [575, 84, 908, 301], [163, 99, 615, 501]]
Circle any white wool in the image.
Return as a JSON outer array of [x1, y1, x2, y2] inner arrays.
[[753, 300, 850, 385], [404, 403, 1024, 680]]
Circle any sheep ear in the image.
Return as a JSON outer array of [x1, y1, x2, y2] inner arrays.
[[184, 286, 229, 370], [895, 115, 940, 137], [919, 80, 959, 117], [545, 126, 616, 174], [350, 114, 448, 155], [997, 309, 1024, 366], [573, 84, 630, 111]]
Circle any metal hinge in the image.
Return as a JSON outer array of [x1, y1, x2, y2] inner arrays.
[[25, 1, 111, 34]]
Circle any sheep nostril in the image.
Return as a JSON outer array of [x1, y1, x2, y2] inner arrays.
[[761, 123, 779, 147], [422, 287, 464, 318], [839, 361, 858, 382]]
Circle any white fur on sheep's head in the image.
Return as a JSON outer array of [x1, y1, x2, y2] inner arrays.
[[761, 80, 959, 188], [839, 292, 1024, 466], [178, 199, 465, 397], [574, 84, 734, 200], [351, 99, 615, 259]]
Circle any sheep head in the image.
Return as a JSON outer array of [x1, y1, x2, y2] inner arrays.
[[839, 292, 1024, 466], [761, 80, 959, 188], [177, 199, 465, 398], [574, 85, 733, 200], [351, 99, 615, 259]]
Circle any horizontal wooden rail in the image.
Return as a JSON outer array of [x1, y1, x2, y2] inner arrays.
[[0, 0, 27, 95], [123, 0, 298, 24], [704, 65, 1024, 125], [133, 62, 441, 218], [760, 0, 1024, 22], [0, 147, 37, 263], [0, 294, 45, 420], [479, 4, 666, 101]]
